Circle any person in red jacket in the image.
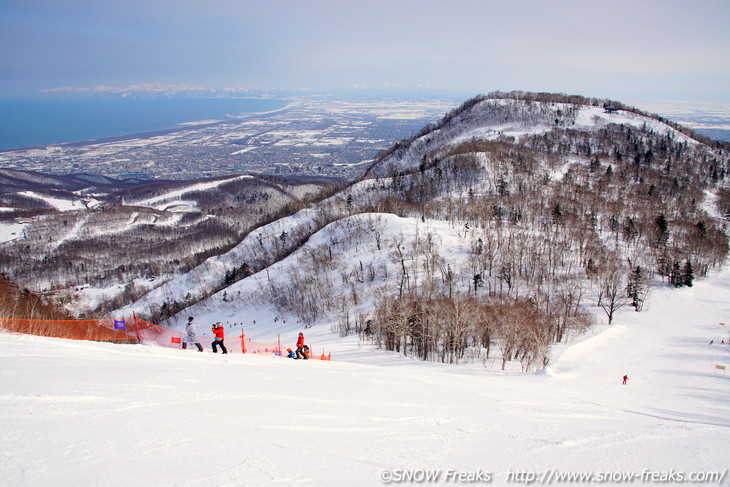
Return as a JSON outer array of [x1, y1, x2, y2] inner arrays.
[[295, 332, 308, 360], [211, 322, 228, 354]]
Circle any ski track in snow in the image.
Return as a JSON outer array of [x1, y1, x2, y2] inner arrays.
[[131, 175, 254, 208], [48, 214, 89, 251]]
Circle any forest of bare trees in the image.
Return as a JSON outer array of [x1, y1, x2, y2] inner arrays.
[[0, 173, 336, 318], [0, 274, 71, 321]]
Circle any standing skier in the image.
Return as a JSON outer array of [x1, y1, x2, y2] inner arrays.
[[182, 316, 204, 352], [622, 374, 629, 385], [295, 332, 308, 360], [211, 322, 228, 354]]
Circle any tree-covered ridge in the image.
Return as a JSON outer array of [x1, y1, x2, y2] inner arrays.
[[368, 91, 727, 178]]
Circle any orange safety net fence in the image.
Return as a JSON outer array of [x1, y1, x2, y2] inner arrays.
[[0, 317, 331, 359], [0, 317, 141, 343]]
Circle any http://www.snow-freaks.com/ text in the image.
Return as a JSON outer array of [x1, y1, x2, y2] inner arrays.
[[379, 467, 728, 484]]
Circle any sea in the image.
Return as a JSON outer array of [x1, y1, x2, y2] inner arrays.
[[0, 97, 289, 151]]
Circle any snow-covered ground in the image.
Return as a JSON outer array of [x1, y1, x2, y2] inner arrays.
[[0, 221, 26, 244], [448, 102, 701, 151], [17, 191, 101, 212], [2, 264, 729, 486]]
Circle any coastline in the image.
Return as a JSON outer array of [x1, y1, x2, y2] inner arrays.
[[0, 98, 293, 152]]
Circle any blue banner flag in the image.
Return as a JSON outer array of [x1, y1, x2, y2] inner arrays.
[[113, 319, 126, 330]]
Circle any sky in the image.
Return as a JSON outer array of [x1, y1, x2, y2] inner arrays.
[[1, 0, 730, 103]]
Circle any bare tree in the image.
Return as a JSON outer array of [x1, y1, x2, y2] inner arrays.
[[595, 260, 628, 325]]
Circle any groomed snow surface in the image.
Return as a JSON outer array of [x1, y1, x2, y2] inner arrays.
[[2, 267, 730, 486]]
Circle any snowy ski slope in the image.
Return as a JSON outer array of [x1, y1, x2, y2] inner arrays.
[[1, 264, 729, 486]]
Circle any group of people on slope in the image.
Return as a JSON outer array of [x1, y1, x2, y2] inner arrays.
[[286, 332, 309, 359], [183, 317, 308, 358], [182, 317, 227, 354]]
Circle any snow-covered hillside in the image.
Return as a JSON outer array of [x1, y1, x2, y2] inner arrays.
[[0, 169, 334, 315], [371, 97, 704, 177], [2, 263, 729, 486], [115, 207, 325, 321]]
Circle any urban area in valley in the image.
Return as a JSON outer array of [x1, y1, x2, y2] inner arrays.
[[0, 97, 460, 182]]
